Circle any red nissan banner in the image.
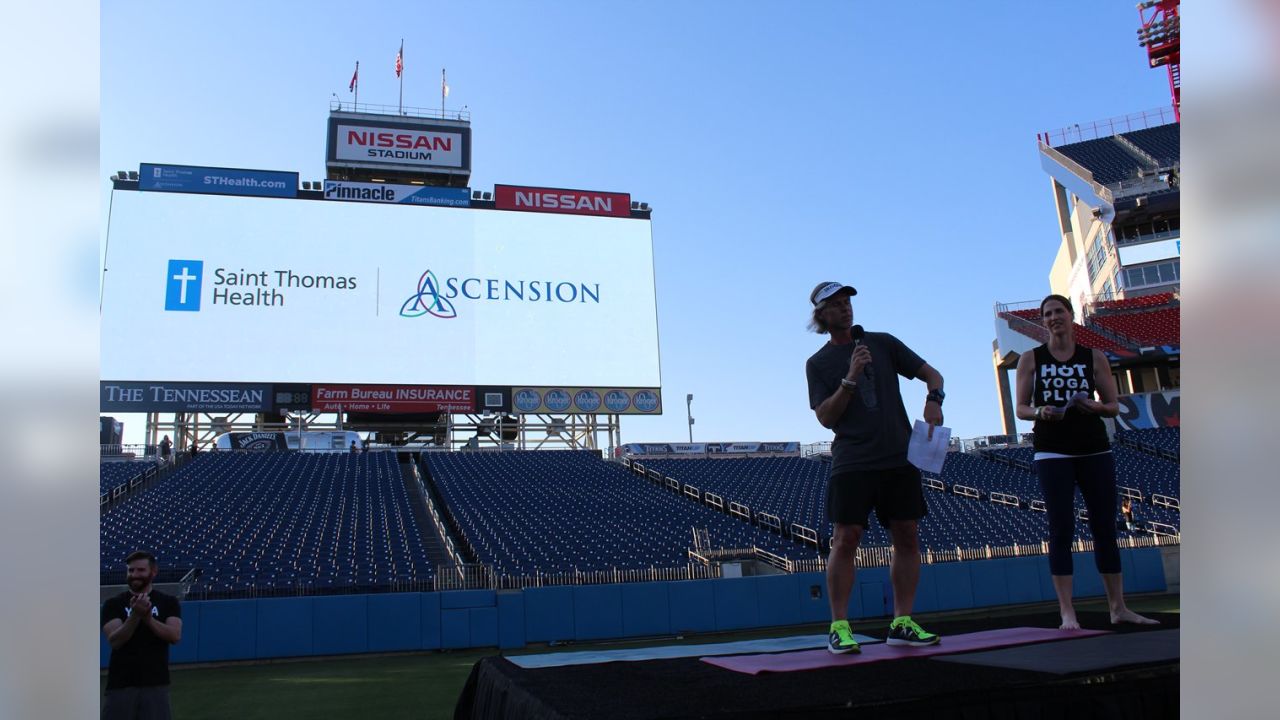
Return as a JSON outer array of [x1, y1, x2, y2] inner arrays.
[[493, 184, 631, 218], [311, 384, 475, 413]]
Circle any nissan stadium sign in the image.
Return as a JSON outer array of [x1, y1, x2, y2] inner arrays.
[[326, 116, 471, 174]]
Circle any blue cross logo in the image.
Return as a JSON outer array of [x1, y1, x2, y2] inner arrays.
[[165, 260, 203, 311]]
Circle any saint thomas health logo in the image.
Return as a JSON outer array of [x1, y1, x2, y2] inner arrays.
[[165, 259, 203, 312], [400, 270, 456, 319]]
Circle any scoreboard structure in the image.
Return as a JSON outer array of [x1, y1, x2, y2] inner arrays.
[[102, 106, 659, 452]]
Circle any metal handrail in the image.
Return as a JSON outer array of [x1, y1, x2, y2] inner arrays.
[[1038, 106, 1176, 147], [329, 100, 470, 122]]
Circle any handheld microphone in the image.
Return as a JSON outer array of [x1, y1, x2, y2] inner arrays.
[[850, 325, 869, 378]]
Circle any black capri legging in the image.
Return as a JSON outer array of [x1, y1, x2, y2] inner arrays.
[[1033, 452, 1122, 576]]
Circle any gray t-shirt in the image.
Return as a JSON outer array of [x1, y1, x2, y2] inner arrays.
[[805, 331, 925, 472]]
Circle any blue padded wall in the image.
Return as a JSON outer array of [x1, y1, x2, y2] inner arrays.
[[101, 548, 1167, 667], [621, 582, 670, 637], [313, 595, 368, 656], [368, 593, 421, 652], [497, 592, 526, 650], [1004, 557, 1044, 604], [713, 577, 760, 631], [793, 572, 830, 624], [256, 597, 314, 659], [421, 592, 442, 650], [857, 566, 890, 618], [1072, 552, 1106, 598], [572, 585, 624, 641], [970, 558, 1011, 607], [756, 574, 800, 627], [197, 599, 257, 662], [440, 589, 495, 610], [441, 609, 470, 649], [523, 586, 575, 643], [469, 607, 498, 647], [667, 579, 716, 633]]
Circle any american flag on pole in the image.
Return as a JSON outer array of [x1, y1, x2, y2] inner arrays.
[[395, 42, 403, 78], [349, 62, 359, 92]]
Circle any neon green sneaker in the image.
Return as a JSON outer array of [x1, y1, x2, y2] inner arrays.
[[828, 620, 861, 654], [887, 616, 940, 646]]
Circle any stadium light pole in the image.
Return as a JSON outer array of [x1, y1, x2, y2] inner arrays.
[[686, 393, 694, 443]]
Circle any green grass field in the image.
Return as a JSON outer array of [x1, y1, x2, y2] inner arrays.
[[103, 594, 1179, 719]]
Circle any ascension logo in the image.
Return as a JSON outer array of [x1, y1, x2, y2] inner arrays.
[[400, 270, 457, 319]]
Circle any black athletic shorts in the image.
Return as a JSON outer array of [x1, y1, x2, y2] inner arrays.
[[826, 464, 928, 528]]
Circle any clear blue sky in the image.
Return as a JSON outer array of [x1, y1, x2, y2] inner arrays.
[[102, 1, 1172, 445]]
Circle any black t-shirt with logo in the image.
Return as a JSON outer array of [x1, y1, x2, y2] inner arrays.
[[806, 331, 925, 472], [101, 589, 181, 689], [1031, 343, 1111, 455]]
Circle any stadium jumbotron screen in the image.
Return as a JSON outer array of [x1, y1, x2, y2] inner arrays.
[[101, 189, 660, 389]]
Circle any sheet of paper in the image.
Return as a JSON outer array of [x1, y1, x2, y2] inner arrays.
[[907, 420, 951, 474]]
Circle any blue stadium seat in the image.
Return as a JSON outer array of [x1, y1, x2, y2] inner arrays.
[[99, 453, 435, 595], [1055, 136, 1146, 185], [422, 451, 813, 575], [100, 460, 157, 496], [1119, 124, 1179, 167]]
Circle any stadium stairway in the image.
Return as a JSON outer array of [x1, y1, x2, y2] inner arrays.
[[398, 455, 457, 568]]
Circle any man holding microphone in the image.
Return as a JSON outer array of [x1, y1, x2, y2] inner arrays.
[[805, 282, 945, 654]]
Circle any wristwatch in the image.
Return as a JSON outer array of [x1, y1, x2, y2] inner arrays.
[[926, 388, 945, 405], [840, 378, 858, 392]]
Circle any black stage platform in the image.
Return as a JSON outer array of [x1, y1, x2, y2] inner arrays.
[[455, 610, 1178, 719]]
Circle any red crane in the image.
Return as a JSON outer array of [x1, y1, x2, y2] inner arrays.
[[1138, 0, 1180, 122]]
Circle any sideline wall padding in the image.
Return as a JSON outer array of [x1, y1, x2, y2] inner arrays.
[[713, 577, 760, 631], [1072, 552, 1106, 598], [441, 589, 496, 609], [102, 548, 1166, 666], [756, 574, 800, 627], [257, 597, 314, 659], [314, 595, 368, 656], [497, 591, 526, 650], [793, 573, 830, 624], [857, 566, 890, 618], [368, 592, 421, 652], [573, 585, 624, 641], [421, 592, 443, 649], [441, 609, 470, 649], [926, 559, 974, 611], [1004, 557, 1044, 604], [621, 582, 670, 637], [469, 607, 498, 647], [970, 559, 1011, 608], [524, 586, 575, 643], [668, 579, 716, 633], [911, 564, 939, 613], [197, 599, 257, 662]]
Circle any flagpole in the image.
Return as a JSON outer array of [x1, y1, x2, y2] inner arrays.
[[398, 39, 404, 114], [441, 68, 446, 117], [354, 61, 359, 110]]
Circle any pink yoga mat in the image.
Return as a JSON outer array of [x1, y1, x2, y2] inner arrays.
[[701, 627, 1110, 674]]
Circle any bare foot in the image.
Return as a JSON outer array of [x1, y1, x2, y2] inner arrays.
[[1059, 614, 1081, 631], [1111, 608, 1160, 625]]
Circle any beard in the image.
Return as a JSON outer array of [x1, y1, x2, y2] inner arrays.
[[128, 578, 148, 591]]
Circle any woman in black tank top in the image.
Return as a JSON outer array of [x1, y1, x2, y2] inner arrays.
[[1014, 295, 1157, 630]]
